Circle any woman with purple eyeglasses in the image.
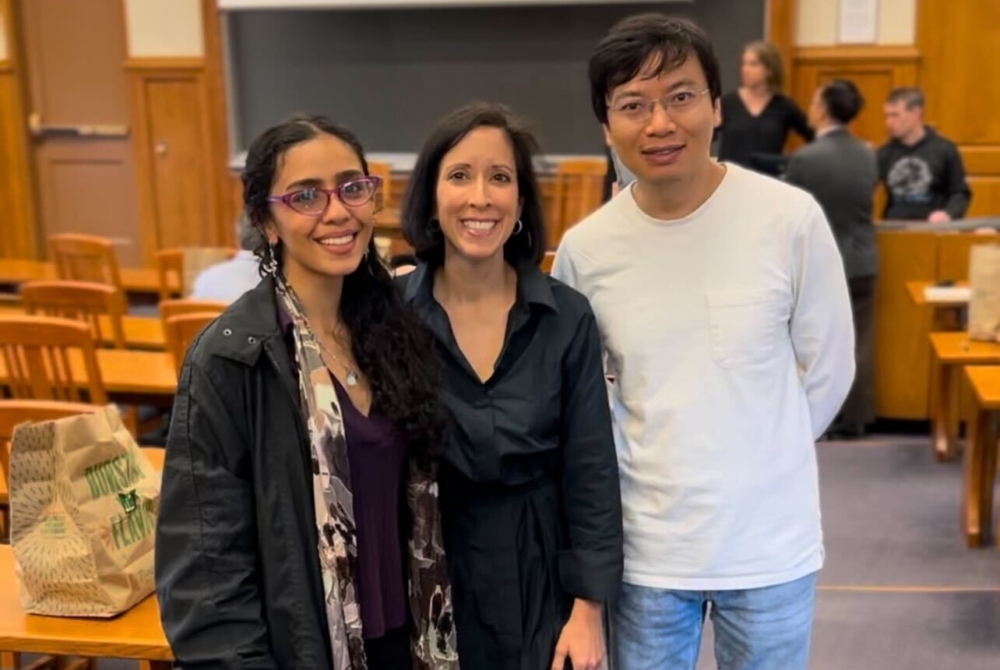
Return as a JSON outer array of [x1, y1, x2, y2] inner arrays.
[[155, 114, 458, 670]]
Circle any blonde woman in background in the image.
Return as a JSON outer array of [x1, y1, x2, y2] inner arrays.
[[717, 41, 814, 176]]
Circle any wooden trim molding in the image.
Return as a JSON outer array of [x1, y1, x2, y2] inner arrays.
[[765, 0, 796, 64], [0, 0, 40, 259], [793, 45, 922, 64], [201, 0, 236, 244], [125, 57, 205, 72]]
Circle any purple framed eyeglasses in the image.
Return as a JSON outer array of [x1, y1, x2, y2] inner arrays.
[[267, 176, 382, 215]]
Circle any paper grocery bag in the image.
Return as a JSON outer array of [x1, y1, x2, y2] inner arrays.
[[9, 404, 160, 618], [967, 244, 1000, 343]]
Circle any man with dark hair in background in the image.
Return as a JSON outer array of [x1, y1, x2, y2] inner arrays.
[[879, 87, 970, 223], [786, 79, 878, 436]]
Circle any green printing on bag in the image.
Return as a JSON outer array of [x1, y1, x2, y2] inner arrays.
[[84, 451, 143, 500], [109, 494, 156, 551], [40, 515, 67, 537]]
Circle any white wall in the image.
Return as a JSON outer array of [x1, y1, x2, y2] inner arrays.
[[124, 0, 205, 58], [796, 0, 916, 46]]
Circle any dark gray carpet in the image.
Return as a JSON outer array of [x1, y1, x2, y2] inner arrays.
[[691, 436, 1000, 669]]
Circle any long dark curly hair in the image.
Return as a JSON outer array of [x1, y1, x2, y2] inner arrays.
[[242, 114, 442, 469]]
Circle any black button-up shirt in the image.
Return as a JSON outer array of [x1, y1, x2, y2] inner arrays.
[[401, 261, 623, 668]]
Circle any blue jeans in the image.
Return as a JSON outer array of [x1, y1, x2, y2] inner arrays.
[[614, 572, 818, 670]]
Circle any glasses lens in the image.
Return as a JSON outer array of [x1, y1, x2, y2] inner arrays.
[[339, 178, 376, 206], [288, 188, 328, 215]]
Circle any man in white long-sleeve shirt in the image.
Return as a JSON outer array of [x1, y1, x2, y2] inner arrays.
[[553, 14, 854, 670]]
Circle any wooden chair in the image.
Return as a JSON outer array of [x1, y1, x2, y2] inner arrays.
[[48, 233, 123, 292], [368, 160, 393, 210], [164, 313, 220, 372], [154, 249, 185, 302], [21, 280, 127, 349], [548, 159, 608, 249], [160, 298, 227, 321], [0, 316, 107, 405]]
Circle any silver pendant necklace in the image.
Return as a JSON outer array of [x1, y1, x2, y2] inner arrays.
[[315, 337, 360, 387]]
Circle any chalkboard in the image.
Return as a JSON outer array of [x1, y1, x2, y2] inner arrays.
[[226, 0, 765, 156]]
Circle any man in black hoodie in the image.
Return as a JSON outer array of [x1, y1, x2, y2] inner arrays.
[[879, 87, 971, 222]]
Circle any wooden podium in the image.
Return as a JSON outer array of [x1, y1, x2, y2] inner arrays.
[[874, 219, 1000, 420]]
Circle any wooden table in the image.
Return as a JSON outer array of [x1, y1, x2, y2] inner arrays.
[[0, 350, 177, 402], [0, 260, 172, 297], [875, 226, 999, 420], [0, 546, 171, 668], [929, 333, 1000, 460], [0, 306, 165, 350], [961, 366, 1000, 548]]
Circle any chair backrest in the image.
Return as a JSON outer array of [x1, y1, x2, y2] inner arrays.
[[21, 280, 127, 349], [160, 298, 227, 322], [548, 159, 608, 248], [368, 161, 393, 210], [164, 312, 220, 371], [154, 249, 185, 302], [0, 316, 108, 405], [48, 233, 123, 291]]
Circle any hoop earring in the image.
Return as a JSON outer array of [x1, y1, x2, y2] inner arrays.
[[513, 219, 524, 235]]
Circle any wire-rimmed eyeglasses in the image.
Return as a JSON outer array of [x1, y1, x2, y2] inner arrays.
[[609, 88, 711, 122]]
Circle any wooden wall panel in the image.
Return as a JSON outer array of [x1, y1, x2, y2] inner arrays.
[[790, 46, 921, 150], [0, 64, 37, 257], [918, 0, 1000, 217], [0, 0, 38, 259], [127, 60, 223, 260]]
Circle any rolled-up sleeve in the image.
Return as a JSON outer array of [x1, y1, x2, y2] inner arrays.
[[155, 357, 279, 670], [557, 306, 624, 602]]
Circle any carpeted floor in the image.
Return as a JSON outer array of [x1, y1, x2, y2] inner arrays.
[[692, 435, 1000, 670], [22, 435, 1000, 669]]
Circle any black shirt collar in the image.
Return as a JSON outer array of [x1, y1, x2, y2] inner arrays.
[[403, 260, 559, 314]]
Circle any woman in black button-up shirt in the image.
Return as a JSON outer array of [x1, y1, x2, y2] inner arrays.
[[399, 102, 624, 670]]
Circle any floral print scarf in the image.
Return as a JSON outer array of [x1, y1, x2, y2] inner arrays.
[[277, 281, 458, 670]]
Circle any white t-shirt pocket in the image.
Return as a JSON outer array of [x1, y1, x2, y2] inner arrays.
[[706, 289, 780, 370]]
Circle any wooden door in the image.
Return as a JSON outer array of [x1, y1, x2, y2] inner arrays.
[[19, 0, 141, 267]]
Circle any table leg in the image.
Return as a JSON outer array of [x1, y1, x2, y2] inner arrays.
[[932, 362, 958, 461], [2, 651, 19, 668], [963, 407, 994, 547]]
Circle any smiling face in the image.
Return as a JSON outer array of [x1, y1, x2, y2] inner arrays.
[[435, 126, 522, 263], [603, 54, 721, 189], [264, 133, 375, 283]]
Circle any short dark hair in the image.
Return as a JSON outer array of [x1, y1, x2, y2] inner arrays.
[[401, 102, 546, 266], [820, 79, 864, 125], [589, 14, 722, 125], [242, 114, 371, 274], [887, 87, 924, 110]]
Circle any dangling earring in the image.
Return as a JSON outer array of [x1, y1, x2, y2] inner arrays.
[[513, 219, 524, 235], [263, 243, 278, 276]]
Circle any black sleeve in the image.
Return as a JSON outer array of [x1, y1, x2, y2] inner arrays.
[[787, 98, 815, 143], [155, 357, 279, 670], [944, 144, 972, 219], [557, 306, 624, 603]]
